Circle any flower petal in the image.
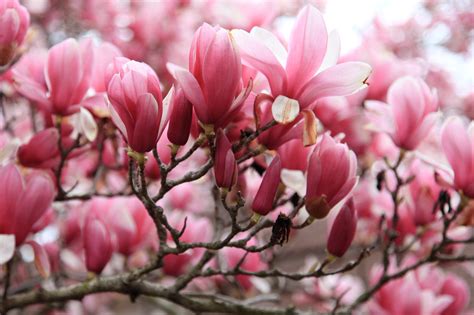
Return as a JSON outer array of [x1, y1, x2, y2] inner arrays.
[[286, 5, 328, 94], [272, 95, 300, 124], [298, 62, 371, 109]]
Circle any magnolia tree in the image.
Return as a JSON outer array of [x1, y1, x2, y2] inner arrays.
[[0, 0, 473, 314]]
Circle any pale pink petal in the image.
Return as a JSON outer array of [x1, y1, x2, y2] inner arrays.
[[250, 27, 287, 67], [317, 30, 341, 74], [231, 29, 287, 96], [441, 117, 471, 189], [286, 5, 328, 94], [297, 62, 371, 108]]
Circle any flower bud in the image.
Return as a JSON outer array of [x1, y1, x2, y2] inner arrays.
[[175, 24, 247, 128], [327, 198, 357, 257], [167, 86, 192, 146], [305, 134, 357, 219], [107, 58, 167, 153], [252, 154, 282, 215], [83, 217, 113, 274], [214, 129, 238, 189]]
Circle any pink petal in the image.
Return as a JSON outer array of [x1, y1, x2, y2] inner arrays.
[[441, 117, 472, 189], [327, 199, 357, 257], [202, 29, 241, 123], [46, 39, 83, 114], [175, 69, 209, 123], [83, 218, 113, 274], [317, 30, 341, 74], [252, 154, 282, 215], [0, 9, 20, 45], [0, 164, 23, 235], [130, 93, 160, 153], [297, 62, 371, 109], [286, 5, 328, 95], [231, 29, 287, 96], [249, 27, 287, 67], [15, 173, 55, 244]]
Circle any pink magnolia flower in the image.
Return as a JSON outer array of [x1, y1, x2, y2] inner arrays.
[[232, 5, 371, 126], [214, 129, 238, 190], [0, 164, 55, 245], [441, 117, 474, 198], [327, 198, 357, 257], [305, 135, 357, 219], [107, 57, 168, 153], [252, 154, 282, 215], [14, 40, 120, 118], [0, 0, 30, 66], [174, 23, 250, 128], [369, 262, 469, 315], [83, 216, 113, 274], [366, 76, 439, 150]]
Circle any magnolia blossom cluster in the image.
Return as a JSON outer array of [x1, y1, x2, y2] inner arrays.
[[0, 0, 473, 314]]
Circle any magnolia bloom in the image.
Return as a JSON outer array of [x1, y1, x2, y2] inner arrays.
[[327, 199, 357, 257], [107, 58, 169, 153], [369, 262, 470, 315], [0, 0, 30, 66], [0, 164, 55, 245], [232, 4, 371, 141], [83, 216, 113, 274], [173, 23, 251, 128], [441, 117, 474, 198], [366, 76, 439, 150], [305, 135, 357, 219], [252, 154, 282, 215], [214, 129, 238, 190]]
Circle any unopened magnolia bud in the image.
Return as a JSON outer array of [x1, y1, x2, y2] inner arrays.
[[252, 154, 282, 215], [214, 129, 238, 189], [83, 218, 113, 274], [167, 86, 193, 145], [327, 198, 357, 257]]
